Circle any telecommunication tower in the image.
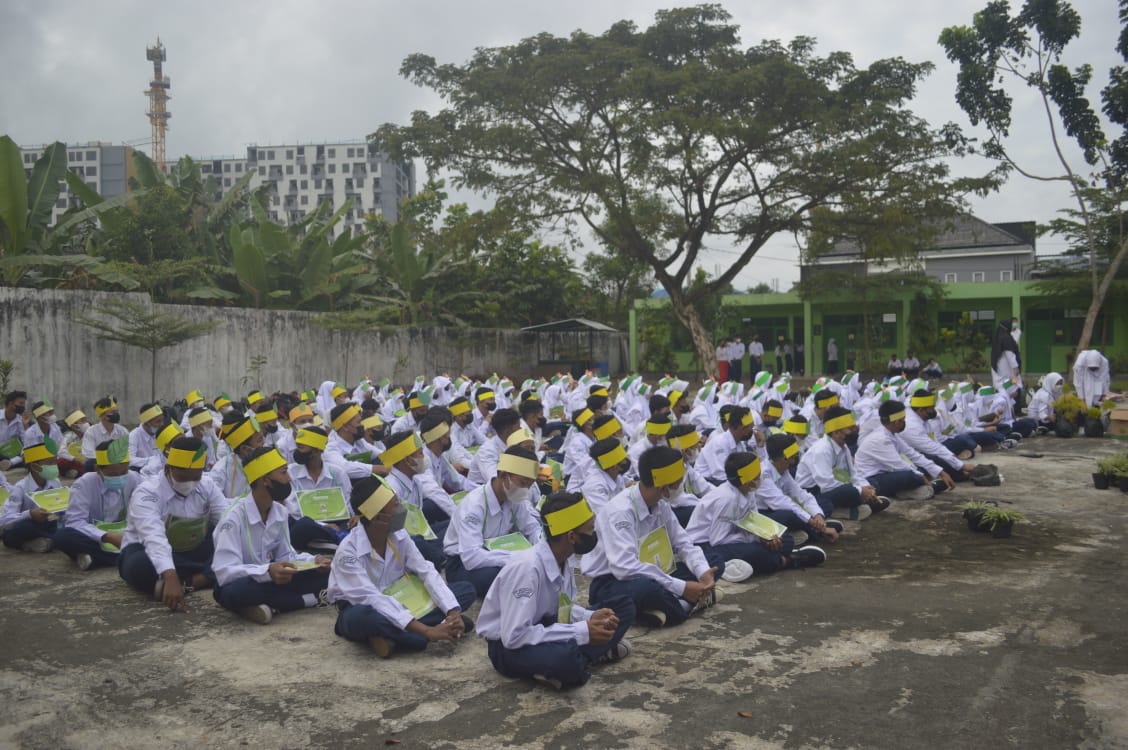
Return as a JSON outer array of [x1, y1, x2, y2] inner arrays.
[[145, 38, 171, 171]]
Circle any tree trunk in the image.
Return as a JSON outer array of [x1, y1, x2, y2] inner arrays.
[[668, 289, 716, 379], [1075, 236, 1128, 356]]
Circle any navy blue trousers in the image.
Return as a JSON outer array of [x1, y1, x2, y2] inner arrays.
[[213, 568, 331, 614], [334, 579, 477, 650], [118, 537, 215, 593], [54, 527, 118, 568]]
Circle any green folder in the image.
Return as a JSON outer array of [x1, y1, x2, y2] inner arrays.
[[288, 559, 321, 572], [735, 511, 788, 541], [451, 490, 468, 505], [0, 487, 8, 505], [484, 532, 532, 552], [404, 503, 437, 540], [96, 521, 127, 553], [165, 515, 208, 552], [638, 526, 675, 573], [344, 451, 373, 463], [297, 488, 350, 522], [383, 573, 437, 619], [0, 437, 22, 459], [31, 488, 70, 513]]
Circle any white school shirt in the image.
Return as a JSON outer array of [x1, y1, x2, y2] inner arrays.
[[205, 452, 251, 501], [755, 461, 822, 523], [0, 474, 63, 529], [121, 473, 232, 575], [794, 435, 865, 493], [580, 486, 709, 596], [697, 429, 743, 483], [580, 467, 626, 513], [0, 414, 24, 445], [127, 425, 159, 467], [428, 447, 466, 495], [441, 481, 543, 570], [903, 410, 964, 471], [22, 421, 64, 448], [748, 341, 765, 359], [81, 422, 129, 461], [63, 471, 141, 541], [467, 435, 505, 487], [274, 429, 297, 462], [386, 464, 457, 521], [731, 341, 746, 361], [477, 539, 592, 649], [211, 495, 314, 586], [854, 426, 938, 480], [450, 421, 485, 469], [285, 459, 351, 520], [685, 481, 765, 547], [327, 526, 459, 629]]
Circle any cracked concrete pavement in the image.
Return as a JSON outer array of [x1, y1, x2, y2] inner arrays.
[[2, 434, 1127, 749]]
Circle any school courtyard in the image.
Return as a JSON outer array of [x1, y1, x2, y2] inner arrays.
[[1, 434, 1126, 750]]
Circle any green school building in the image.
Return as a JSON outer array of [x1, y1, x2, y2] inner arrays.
[[628, 281, 1128, 377]]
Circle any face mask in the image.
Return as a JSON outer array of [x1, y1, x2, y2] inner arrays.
[[37, 464, 60, 481], [385, 506, 408, 533], [485, 402, 497, 412], [410, 455, 429, 475], [684, 448, 699, 465], [107, 412, 121, 424], [926, 409, 938, 420], [264, 424, 279, 434], [662, 480, 684, 501], [74, 422, 88, 434], [293, 450, 313, 465], [267, 479, 292, 503], [219, 406, 233, 415], [505, 481, 531, 506], [536, 416, 547, 428], [103, 475, 129, 491], [13, 404, 26, 415], [169, 478, 199, 496], [617, 459, 632, 474], [45, 415, 58, 425], [144, 423, 159, 435], [368, 429, 385, 443], [572, 530, 598, 555]]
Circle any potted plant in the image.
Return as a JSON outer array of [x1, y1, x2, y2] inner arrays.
[[1084, 406, 1105, 438], [1094, 456, 1117, 489], [961, 500, 997, 532], [978, 507, 1025, 538], [1052, 393, 1087, 436]]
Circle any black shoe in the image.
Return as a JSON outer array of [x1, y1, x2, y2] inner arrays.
[[460, 614, 475, 634], [1007, 432, 1023, 441], [868, 496, 892, 514], [790, 545, 827, 568], [932, 479, 949, 495], [824, 519, 845, 533]]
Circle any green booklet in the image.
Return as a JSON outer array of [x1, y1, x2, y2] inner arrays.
[[638, 526, 675, 574], [165, 515, 208, 552], [404, 503, 437, 540], [383, 573, 437, 619], [31, 488, 70, 513], [0, 487, 8, 505], [288, 559, 321, 572], [735, 511, 788, 541], [0, 437, 22, 459], [297, 488, 350, 522], [485, 532, 532, 552], [96, 521, 127, 553], [451, 490, 468, 506], [344, 451, 373, 463]]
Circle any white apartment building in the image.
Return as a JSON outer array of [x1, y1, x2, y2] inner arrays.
[[19, 142, 136, 225], [198, 141, 415, 230]]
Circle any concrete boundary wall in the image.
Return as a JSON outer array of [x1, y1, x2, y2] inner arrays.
[[0, 288, 625, 415]]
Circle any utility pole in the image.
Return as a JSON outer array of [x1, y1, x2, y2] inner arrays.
[[145, 38, 171, 171]]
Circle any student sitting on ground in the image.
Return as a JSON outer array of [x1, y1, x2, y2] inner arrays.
[[327, 476, 475, 658], [477, 491, 636, 690], [0, 439, 64, 553], [755, 434, 842, 545], [855, 401, 952, 501], [55, 437, 141, 570], [794, 406, 889, 522], [211, 447, 332, 625]]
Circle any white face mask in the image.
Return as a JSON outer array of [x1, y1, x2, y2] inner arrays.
[[169, 478, 199, 497], [74, 422, 88, 434], [45, 415, 58, 425], [410, 455, 429, 475], [505, 481, 532, 506]]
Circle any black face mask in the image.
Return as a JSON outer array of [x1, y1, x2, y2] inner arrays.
[[572, 530, 598, 555], [268, 479, 292, 503], [536, 416, 547, 428], [485, 402, 497, 412], [12, 404, 25, 415], [265, 424, 279, 434], [293, 450, 313, 465], [107, 412, 121, 424], [368, 429, 385, 443], [925, 409, 938, 420]]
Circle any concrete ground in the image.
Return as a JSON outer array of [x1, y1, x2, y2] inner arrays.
[[1, 434, 1127, 750]]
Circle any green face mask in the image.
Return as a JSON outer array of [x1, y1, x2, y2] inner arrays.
[[37, 464, 60, 481]]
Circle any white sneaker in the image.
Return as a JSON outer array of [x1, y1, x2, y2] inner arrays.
[[236, 604, 273, 625], [22, 537, 53, 553], [76, 553, 94, 571], [839, 504, 872, 522], [721, 559, 754, 583], [789, 530, 809, 546], [896, 485, 934, 501], [594, 639, 632, 665]]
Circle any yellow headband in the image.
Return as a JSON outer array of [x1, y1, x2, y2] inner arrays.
[[189, 410, 213, 429], [736, 457, 762, 484], [331, 386, 347, 399], [95, 401, 117, 417], [668, 390, 683, 407], [33, 403, 54, 418], [645, 420, 672, 437], [423, 421, 451, 444], [590, 386, 609, 397], [156, 423, 183, 451], [380, 433, 423, 466], [477, 390, 495, 403], [332, 404, 361, 431], [505, 428, 534, 447], [214, 395, 232, 410], [361, 415, 384, 431], [824, 413, 857, 433], [95, 436, 130, 467], [910, 395, 936, 408], [596, 443, 628, 470], [257, 408, 278, 423], [593, 417, 622, 441], [295, 429, 328, 452], [782, 442, 800, 460], [224, 419, 258, 450], [783, 420, 808, 436], [816, 394, 839, 408], [23, 442, 57, 463], [139, 405, 163, 424], [358, 481, 395, 519], [167, 445, 207, 469], [765, 405, 783, 419], [290, 403, 314, 423], [740, 412, 754, 427], [497, 453, 538, 480], [244, 449, 287, 484], [667, 431, 700, 451], [545, 497, 595, 536], [885, 410, 907, 423], [450, 400, 471, 416], [650, 458, 686, 488], [408, 396, 425, 410], [575, 409, 594, 427], [64, 410, 86, 427], [247, 391, 265, 404], [185, 390, 204, 405]]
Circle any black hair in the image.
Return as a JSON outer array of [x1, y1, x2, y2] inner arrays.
[[418, 412, 448, 436], [879, 400, 906, 423], [518, 399, 544, 419], [491, 408, 521, 434], [822, 405, 850, 425], [588, 437, 622, 461], [586, 394, 609, 412], [94, 396, 114, 410], [724, 451, 759, 486], [765, 433, 797, 461], [5, 391, 27, 405], [241, 446, 279, 486], [349, 475, 386, 521], [648, 394, 670, 414]]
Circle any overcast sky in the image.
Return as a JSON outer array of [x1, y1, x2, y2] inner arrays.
[[1, 0, 1120, 291]]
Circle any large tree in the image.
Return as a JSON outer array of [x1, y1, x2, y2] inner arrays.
[[940, 0, 1128, 356], [373, 4, 977, 374]]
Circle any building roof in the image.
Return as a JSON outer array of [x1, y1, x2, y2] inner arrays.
[[521, 318, 619, 333], [812, 214, 1035, 261]]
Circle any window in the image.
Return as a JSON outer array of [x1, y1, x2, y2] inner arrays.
[[346, 148, 354, 158], [300, 165, 307, 174], [201, 164, 212, 173], [944, 272, 957, 283], [342, 163, 350, 173], [328, 164, 336, 173], [72, 151, 82, 161], [268, 150, 275, 160], [1000, 270, 1013, 282], [235, 163, 243, 172], [314, 179, 323, 189], [56, 198, 66, 208], [327, 148, 336, 158], [86, 166, 97, 176], [86, 150, 96, 161], [258, 150, 265, 160], [357, 178, 364, 188], [286, 149, 294, 159], [224, 163, 231, 172], [286, 165, 293, 174], [258, 166, 266, 175], [325, 179, 334, 190], [300, 195, 308, 205], [300, 179, 308, 189], [24, 153, 33, 163], [972, 271, 985, 282], [297, 146, 305, 156], [225, 178, 231, 187]]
